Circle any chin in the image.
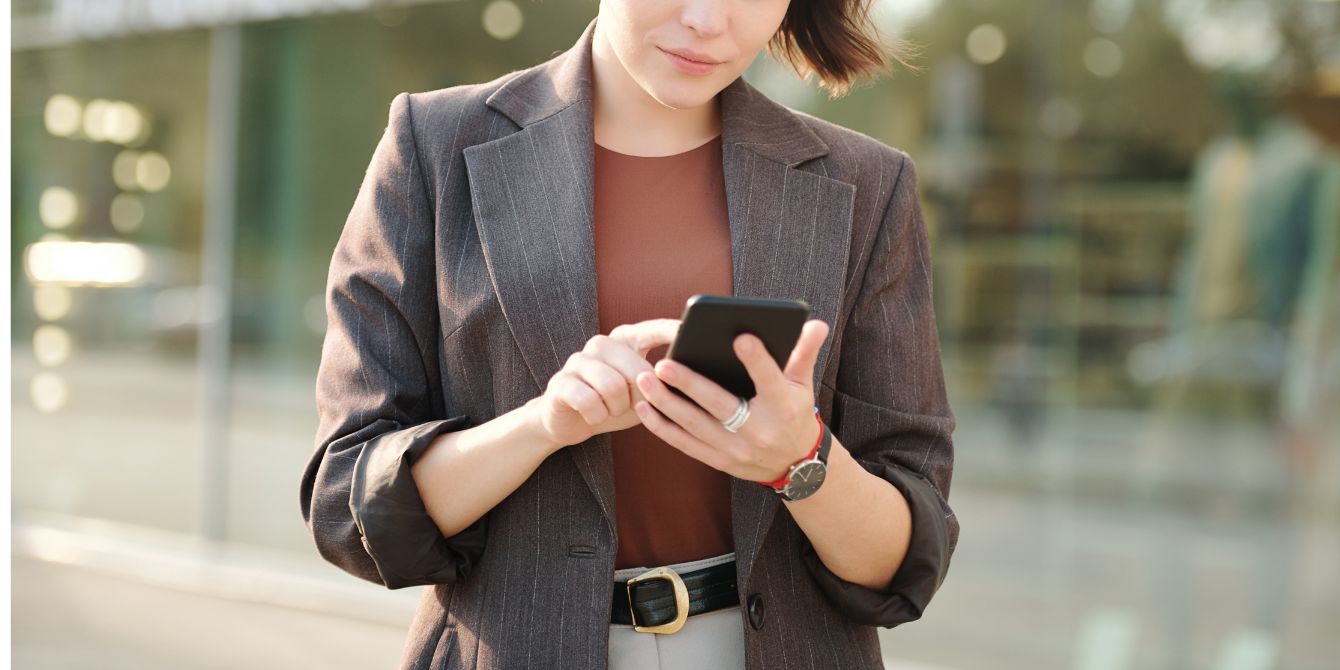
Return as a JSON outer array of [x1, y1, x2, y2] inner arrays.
[[640, 77, 723, 111]]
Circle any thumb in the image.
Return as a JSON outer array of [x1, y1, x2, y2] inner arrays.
[[783, 319, 829, 389]]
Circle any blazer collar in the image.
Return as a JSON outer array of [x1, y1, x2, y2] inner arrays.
[[463, 16, 855, 583]]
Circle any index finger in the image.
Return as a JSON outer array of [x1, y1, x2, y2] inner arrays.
[[609, 318, 682, 357]]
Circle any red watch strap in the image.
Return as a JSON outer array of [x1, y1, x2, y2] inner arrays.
[[758, 408, 824, 490]]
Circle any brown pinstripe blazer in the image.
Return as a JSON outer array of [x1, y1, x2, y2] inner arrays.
[[300, 16, 958, 670]]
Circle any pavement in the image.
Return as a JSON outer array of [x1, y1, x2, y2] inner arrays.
[[11, 510, 419, 669], [11, 553, 409, 670]]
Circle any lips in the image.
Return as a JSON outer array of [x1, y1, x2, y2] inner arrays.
[[661, 47, 722, 65], [658, 45, 728, 76]]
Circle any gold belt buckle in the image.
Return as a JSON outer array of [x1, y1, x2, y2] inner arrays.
[[626, 566, 690, 634]]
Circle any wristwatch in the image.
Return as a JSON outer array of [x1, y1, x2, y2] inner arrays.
[[759, 406, 831, 502]]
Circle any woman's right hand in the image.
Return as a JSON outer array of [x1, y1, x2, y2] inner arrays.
[[531, 318, 682, 449]]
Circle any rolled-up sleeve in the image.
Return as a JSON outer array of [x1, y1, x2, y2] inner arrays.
[[298, 91, 487, 589], [803, 150, 959, 627]]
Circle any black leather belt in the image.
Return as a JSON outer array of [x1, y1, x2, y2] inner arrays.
[[611, 560, 739, 633]]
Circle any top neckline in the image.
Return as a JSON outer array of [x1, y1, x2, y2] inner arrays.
[[595, 134, 721, 159]]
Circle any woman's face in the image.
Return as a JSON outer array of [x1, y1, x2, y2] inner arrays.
[[597, 0, 792, 110]]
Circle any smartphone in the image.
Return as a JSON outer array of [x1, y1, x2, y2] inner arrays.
[[663, 294, 810, 403]]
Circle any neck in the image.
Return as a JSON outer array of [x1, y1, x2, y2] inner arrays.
[[590, 24, 721, 157]]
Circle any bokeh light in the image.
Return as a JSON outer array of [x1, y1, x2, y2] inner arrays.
[[24, 240, 149, 287], [482, 0, 524, 41], [110, 193, 146, 234], [33, 325, 74, 367], [103, 101, 146, 145], [1084, 38, 1124, 78], [113, 149, 141, 191], [32, 285, 74, 321], [136, 151, 171, 192], [43, 94, 82, 137], [38, 187, 80, 229], [30, 372, 69, 413], [966, 24, 1007, 65], [81, 98, 113, 142]]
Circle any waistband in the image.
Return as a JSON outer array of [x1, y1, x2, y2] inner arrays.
[[612, 552, 738, 633]]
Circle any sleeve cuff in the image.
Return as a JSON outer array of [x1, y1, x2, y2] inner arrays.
[[800, 460, 953, 627], [348, 415, 488, 589]]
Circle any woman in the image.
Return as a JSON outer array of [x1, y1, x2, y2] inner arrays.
[[300, 2, 959, 668]]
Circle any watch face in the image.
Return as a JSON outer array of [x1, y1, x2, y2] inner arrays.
[[783, 462, 827, 501]]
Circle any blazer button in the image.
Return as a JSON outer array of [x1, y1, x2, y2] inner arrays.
[[746, 593, 765, 630]]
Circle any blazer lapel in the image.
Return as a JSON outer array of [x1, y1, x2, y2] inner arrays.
[[717, 92, 855, 583], [463, 17, 855, 581], [462, 18, 616, 528]]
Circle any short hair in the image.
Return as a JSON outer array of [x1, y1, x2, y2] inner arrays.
[[768, 0, 921, 98]]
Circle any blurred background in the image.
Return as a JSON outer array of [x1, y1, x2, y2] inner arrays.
[[9, 0, 1339, 668]]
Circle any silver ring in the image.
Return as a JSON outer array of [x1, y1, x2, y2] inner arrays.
[[721, 396, 750, 432]]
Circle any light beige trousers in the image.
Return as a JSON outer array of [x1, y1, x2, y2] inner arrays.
[[608, 551, 748, 670]]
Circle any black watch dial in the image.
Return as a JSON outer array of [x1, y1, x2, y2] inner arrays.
[[782, 461, 827, 501]]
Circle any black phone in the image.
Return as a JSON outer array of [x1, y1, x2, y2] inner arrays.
[[663, 294, 810, 403]]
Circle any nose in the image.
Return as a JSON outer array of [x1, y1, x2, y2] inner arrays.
[[680, 0, 726, 38]]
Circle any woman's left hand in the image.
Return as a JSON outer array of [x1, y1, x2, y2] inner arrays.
[[634, 318, 829, 484]]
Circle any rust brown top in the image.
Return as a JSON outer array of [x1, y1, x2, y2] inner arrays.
[[593, 134, 734, 570]]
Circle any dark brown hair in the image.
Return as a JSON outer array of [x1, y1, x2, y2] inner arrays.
[[768, 0, 922, 98]]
